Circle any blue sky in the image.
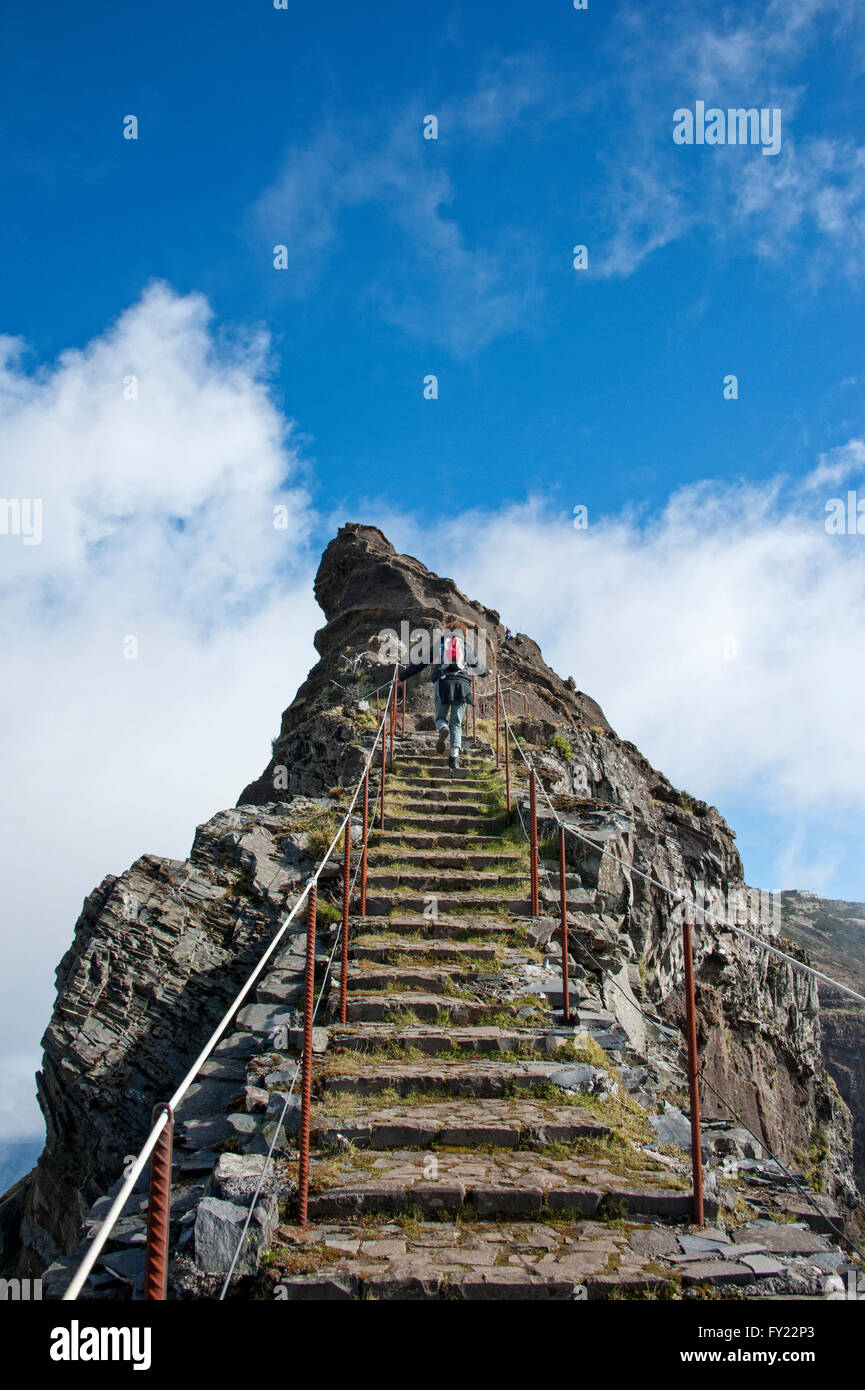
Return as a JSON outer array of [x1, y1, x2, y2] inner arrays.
[[2, 0, 865, 1142]]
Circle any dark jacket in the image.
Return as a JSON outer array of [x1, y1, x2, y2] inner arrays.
[[400, 655, 485, 706]]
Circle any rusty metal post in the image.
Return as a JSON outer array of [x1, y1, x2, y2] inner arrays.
[[297, 881, 317, 1227], [379, 717, 387, 830], [529, 769, 539, 917], [495, 675, 501, 765], [558, 826, 571, 1024], [143, 1104, 174, 1301], [340, 822, 350, 1025], [504, 714, 511, 819], [401, 679, 406, 735], [360, 771, 368, 917], [472, 676, 476, 744], [389, 678, 396, 768], [682, 913, 705, 1227]]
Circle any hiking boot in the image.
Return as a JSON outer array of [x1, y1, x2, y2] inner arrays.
[[449, 751, 460, 772], [436, 725, 449, 753]]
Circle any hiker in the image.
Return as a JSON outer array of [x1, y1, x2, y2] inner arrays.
[[503, 626, 513, 643], [399, 625, 484, 770]]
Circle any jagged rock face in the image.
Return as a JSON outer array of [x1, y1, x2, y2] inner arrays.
[[238, 524, 610, 804], [526, 727, 856, 1205], [6, 521, 859, 1276], [14, 806, 323, 1275], [778, 891, 865, 1195]]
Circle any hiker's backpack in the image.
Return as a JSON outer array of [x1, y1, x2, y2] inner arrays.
[[442, 633, 466, 671]]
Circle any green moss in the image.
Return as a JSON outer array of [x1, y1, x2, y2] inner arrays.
[[548, 734, 573, 761]]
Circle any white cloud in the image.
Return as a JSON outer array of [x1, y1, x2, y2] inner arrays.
[[365, 462, 865, 825], [0, 285, 321, 1140], [804, 436, 865, 489], [593, 0, 865, 281]]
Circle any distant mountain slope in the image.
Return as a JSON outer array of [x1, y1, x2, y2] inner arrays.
[[780, 891, 865, 1194]]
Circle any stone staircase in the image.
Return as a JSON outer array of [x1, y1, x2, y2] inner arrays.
[[43, 731, 857, 1301], [256, 739, 727, 1298]]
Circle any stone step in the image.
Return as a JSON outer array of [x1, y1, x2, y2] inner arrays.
[[365, 893, 530, 915], [350, 939, 499, 965], [304, 1150, 709, 1222], [367, 848, 524, 871], [340, 991, 506, 1026], [365, 869, 528, 891], [390, 773, 493, 789], [373, 832, 504, 851], [339, 965, 482, 994], [397, 754, 489, 767], [387, 784, 492, 802], [330, 1023, 572, 1056], [381, 814, 501, 835], [311, 1098, 612, 1150], [386, 796, 489, 816], [264, 1218, 685, 1301], [352, 916, 524, 941], [320, 1057, 608, 1099]]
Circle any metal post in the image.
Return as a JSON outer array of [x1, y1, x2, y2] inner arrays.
[[504, 714, 511, 819], [558, 826, 571, 1025], [401, 680, 406, 735], [495, 675, 501, 765], [143, 1104, 173, 1301], [340, 822, 350, 1025], [529, 768, 539, 917], [389, 678, 396, 768], [297, 882, 317, 1227], [360, 771, 368, 917], [472, 676, 476, 744], [379, 718, 387, 830], [682, 913, 705, 1227]]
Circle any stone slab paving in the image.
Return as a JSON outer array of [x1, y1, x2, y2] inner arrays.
[[310, 1097, 613, 1148], [157, 742, 857, 1303]]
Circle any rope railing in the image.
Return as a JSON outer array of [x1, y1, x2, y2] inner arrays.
[[217, 768, 383, 1298], [62, 666, 399, 1302]]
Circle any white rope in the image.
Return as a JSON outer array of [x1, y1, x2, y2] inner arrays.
[[63, 669, 398, 1301], [216, 773, 383, 1298], [500, 702, 865, 1008]]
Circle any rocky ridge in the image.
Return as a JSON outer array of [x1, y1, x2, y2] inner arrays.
[[2, 522, 860, 1299]]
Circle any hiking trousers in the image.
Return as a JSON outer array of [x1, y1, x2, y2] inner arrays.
[[434, 690, 466, 752]]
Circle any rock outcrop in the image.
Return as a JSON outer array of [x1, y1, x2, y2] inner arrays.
[[778, 891, 865, 1198], [2, 522, 859, 1290]]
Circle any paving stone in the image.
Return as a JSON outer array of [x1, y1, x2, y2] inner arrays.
[[679, 1233, 733, 1254], [629, 1228, 679, 1258], [740, 1254, 786, 1276], [680, 1260, 756, 1286], [732, 1225, 828, 1255], [274, 1275, 358, 1300], [359, 1239, 407, 1259]]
